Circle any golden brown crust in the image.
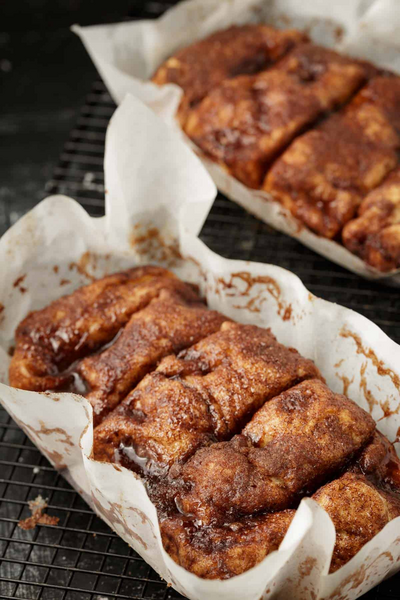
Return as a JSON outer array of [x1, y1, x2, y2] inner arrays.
[[9, 266, 191, 391], [264, 77, 400, 238], [342, 168, 400, 270], [10, 265, 400, 579], [93, 321, 321, 470], [186, 44, 367, 188], [176, 379, 375, 524], [78, 290, 226, 424], [152, 25, 307, 125], [160, 510, 295, 579], [313, 472, 400, 572]]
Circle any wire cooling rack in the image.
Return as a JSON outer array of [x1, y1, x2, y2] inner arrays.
[[2, 2, 400, 599]]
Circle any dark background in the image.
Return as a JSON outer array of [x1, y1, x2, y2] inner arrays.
[[1, 2, 400, 599], [0, 0, 139, 232]]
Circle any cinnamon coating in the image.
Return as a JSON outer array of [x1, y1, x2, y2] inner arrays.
[[9, 266, 400, 579], [176, 379, 375, 525], [343, 168, 400, 271], [313, 472, 400, 572], [152, 24, 307, 125], [186, 44, 367, 188], [160, 510, 295, 579], [264, 77, 400, 238], [93, 321, 321, 470]]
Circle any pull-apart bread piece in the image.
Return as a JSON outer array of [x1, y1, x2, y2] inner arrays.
[[9, 266, 225, 426], [174, 379, 375, 524], [265, 77, 400, 238], [161, 382, 400, 578], [185, 44, 369, 188], [10, 267, 400, 579], [151, 25, 307, 126], [342, 168, 400, 271], [93, 322, 321, 471]]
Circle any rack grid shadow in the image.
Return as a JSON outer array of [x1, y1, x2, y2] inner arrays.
[[1, 1, 400, 599]]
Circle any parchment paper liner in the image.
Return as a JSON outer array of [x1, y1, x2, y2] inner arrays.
[[74, 0, 400, 285], [1, 95, 400, 599]]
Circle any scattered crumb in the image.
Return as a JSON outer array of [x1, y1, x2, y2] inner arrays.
[[33, 466, 40, 474], [18, 495, 59, 530], [93, 533, 97, 537]]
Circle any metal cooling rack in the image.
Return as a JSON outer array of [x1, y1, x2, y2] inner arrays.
[[2, 2, 400, 599]]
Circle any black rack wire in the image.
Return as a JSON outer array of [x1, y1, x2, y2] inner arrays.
[[2, 2, 400, 599]]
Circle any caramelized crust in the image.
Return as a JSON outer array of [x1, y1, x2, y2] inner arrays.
[[160, 510, 295, 579], [176, 380, 375, 524], [313, 472, 400, 572], [9, 266, 196, 392], [152, 25, 307, 125], [93, 321, 320, 470], [186, 44, 367, 188], [342, 168, 400, 271], [352, 430, 400, 491], [10, 265, 400, 578], [78, 290, 226, 425], [264, 77, 400, 238]]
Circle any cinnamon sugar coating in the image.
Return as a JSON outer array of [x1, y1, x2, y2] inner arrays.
[[152, 25, 306, 125], [264, 77, 400, 238], [93, 322, 320, 469], [186, 44, 367, 188], [343, 167, 400, 271], [9, 267, 400, 579], [176, 379, 375, 524]]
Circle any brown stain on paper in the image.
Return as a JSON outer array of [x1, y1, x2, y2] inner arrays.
[[22, 420, 74, 470], [90, 494, 148, 550], [69, 251, 97, 282], [340, 327, 400, 418], [216, 271, 292, 320], [130, 225, 181, 268]]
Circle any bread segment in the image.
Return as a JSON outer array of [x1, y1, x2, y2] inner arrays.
[[265, 77, 400, 238], [176, 379, 375, 524], [152, 24, 307, 125], [93, 322, 321, 470], [185, 44, 368, 188], [343, 167, 400, 270]]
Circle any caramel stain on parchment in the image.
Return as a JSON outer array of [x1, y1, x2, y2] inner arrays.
[[216, 272, 292, 320], [91, 494, 148, 550], [298, 556, 317, 578], [0, 303, 4, 325], [341, 327, 400, 417], [60, 279, 71, 286], [13, 274, 27, 294], [69, 251, 97, 282], [341, 328, 400, 390], [53, 265, 59, 274], [22, 420, 73, 470], [130, 225, 181, 268], [339, 374, 354, 397], [359, 362, 377, 413]]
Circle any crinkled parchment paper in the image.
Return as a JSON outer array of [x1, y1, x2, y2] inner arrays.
[[1, 96, 400, 599], [73, 0, 400, 284]]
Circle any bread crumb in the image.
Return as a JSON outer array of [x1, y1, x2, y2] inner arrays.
[[18, 495, 59, 530]]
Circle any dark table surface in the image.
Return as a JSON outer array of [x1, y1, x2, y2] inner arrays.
[[1, 2, 400, 599]]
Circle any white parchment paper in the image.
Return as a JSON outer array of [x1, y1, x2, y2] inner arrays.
[[73, 0, 400, 284], [1, 95, 400, 599]]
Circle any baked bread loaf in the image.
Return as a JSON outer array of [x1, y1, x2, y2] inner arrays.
[[153, 25, 400, 269], [9, 267, 400, 578]]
